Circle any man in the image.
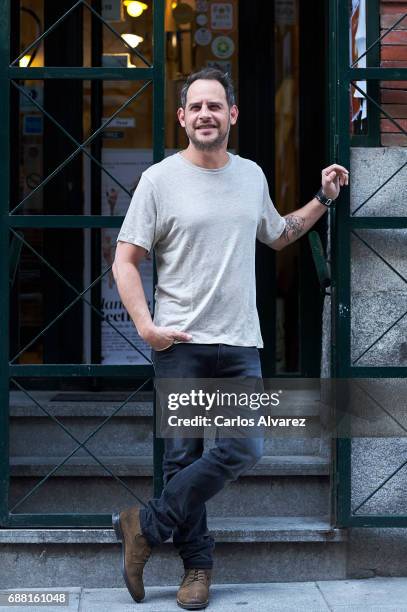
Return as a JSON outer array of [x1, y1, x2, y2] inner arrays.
[[112, 68, 349, 609]]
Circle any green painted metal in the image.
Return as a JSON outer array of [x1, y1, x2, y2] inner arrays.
[[9, 216, 124, 228], [9, 379, 150, 513], [9, 365, 153, 377], [152, 0, 165, 497], [9, 233, 23, 287], [9, 67, 154, 79], [8, 228, 152, 364], [13, 79, 132, 197], [348, 68, 407, 80], [308, 231, 331, 291], [339, 367, 407, 378], [9, 514, 118, 527], [344, 516, 407, 528], [10, 80, 152, 215], [350, 0, 380, 147], [0, 0, 11, 527], [0, 0, 165, 528], [331, 0, 407, 527], [11, 0, 151, 69], [351, 218, 407, 228], [82, 0, 151, 67]]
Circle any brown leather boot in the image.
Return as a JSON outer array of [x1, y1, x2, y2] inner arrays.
[[177, 568, 212, 610], [112, 507, 152, 603]]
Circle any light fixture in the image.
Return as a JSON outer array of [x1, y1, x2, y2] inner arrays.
[[123, 1, 148, 18], [121, 33, 144, 48], [19, 8, 41, 69], [19, 55, 31, 68]]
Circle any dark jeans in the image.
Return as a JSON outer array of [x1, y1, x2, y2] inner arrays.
[[139, 343, 263, 569]]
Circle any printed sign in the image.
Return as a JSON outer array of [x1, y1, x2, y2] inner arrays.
[[20, 85, 43, 111], [275, 0, 296, 25], [83, 149, 177, 365], [102, 131, 125, 139], [210, 3, 233, 30], [102, 0, 124, 22], [23, 115, 43, 135], [102, 117, 136, 128], [102, 54, 128, 67], [83, 149, 153, 365]]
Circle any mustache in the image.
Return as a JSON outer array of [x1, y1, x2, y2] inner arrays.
[[194, 123, 219, 128]]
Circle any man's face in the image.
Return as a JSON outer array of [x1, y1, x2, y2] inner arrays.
[[177, 79, 238, 151]]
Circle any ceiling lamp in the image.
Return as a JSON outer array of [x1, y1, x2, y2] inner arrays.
[[19, 54, 31, 67], [121, 33, 144, 48], [123, 1, 148, 18]]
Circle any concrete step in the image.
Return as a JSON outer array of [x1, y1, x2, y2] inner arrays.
[[9, 389, 324, 417], [0, 518, 347, 587], [10, 417, 324, 457], [9, 454, 330, 477], [9, 477, 330, 516], [0, 517, 346, 544], [9, 470, 330, 517], [9, 394, 154, 418], [9, 389, 327, 458], [9, 418, 155, 457]]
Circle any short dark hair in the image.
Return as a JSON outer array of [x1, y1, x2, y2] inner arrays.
[[180, 68, 236, 108]]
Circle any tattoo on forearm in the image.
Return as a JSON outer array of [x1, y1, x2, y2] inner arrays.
[[282, 214, 305, 243]]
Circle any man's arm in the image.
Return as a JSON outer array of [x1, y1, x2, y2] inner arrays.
[[113, 241, 192, 350], [271, 198, 327, 251], [112, 242, 153, 339], [271, 163, 349, 251]]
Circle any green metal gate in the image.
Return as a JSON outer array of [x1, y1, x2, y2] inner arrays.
[[0, 0, 164, 527], [330, 1, 407, 526]]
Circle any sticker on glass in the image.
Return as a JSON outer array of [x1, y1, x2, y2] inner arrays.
[[196, 13, 208, 26], [211, 3, 233, 30], [196, 0, 208, 12], [207, 60, 232, 75], [195, 27, 212, 46], [211, 35, 235, 59]]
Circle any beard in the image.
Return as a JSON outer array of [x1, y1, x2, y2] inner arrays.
[[185, 121, 230, 151]]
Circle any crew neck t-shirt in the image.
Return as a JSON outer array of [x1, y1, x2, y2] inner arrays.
[[117, 152, 286, 348]]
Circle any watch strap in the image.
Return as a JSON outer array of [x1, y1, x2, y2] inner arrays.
[[315, 187, 334, 208]]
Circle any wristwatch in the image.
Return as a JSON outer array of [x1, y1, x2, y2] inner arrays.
[[315, 187, 334, 208]]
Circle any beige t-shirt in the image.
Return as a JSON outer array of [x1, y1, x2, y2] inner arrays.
[[117, 152, 286, 348]]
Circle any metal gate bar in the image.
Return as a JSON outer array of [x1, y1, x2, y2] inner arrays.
[[331, 0, 407, 527], [0, 0, 165, 527]]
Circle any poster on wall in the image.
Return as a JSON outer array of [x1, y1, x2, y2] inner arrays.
[[84, 149, 154, 365], [210, 3, 233, 30], [100, 149, 154, 365], [84, 149, 179, 365]]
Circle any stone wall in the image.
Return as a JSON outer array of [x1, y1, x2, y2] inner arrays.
[[322, 146, 407, 575]]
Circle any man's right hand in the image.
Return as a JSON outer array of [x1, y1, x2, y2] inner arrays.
[[142, 325, 192, 351]]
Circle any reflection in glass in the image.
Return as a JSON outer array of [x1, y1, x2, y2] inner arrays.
[[350, 0, 368, 135]]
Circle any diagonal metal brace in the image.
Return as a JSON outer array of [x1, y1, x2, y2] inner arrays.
[[10, 81, 152, 214], [9, 229, 152, 364], [9, 378, 151, 512], [12, 80, 132, 198]]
